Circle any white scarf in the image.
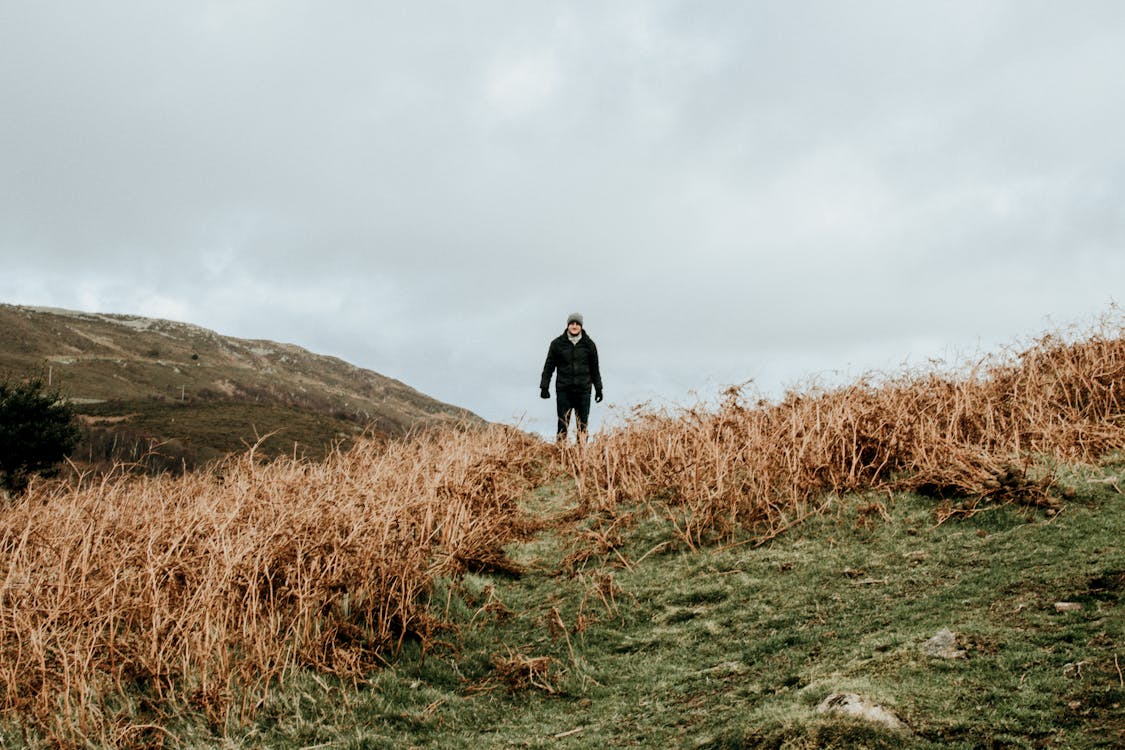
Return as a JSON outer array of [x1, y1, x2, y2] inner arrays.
[[568, 332, 582, 344]]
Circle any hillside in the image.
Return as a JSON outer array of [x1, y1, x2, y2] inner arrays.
[[252, 470, 1124, 748], [0, 314, 1120, 747], [0, 303, 481, 468]]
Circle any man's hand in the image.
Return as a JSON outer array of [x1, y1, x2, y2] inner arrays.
[[540, 388, 550, 399], [595, 390, 603, 403]]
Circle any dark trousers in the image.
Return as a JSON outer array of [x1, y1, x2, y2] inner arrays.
[[556, 386, 591, 440]]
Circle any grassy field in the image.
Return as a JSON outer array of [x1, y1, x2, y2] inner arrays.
[[2, 317, 1122, 748], [15, 464, 1112, 748], [193, 463, 1123, 749]]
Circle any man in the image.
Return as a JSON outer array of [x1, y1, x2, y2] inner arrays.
[[540, 312, 603, 444]]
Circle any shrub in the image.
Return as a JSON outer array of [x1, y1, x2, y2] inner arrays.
[[0, 375, 80, 494]]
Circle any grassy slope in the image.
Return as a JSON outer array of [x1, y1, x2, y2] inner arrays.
[[154, 461, 1123, 749], [0, 303, 480, 465], [75, 398, 369, 464]]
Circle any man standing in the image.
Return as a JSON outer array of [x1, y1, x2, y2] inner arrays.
[[540, 312, 603, 444]]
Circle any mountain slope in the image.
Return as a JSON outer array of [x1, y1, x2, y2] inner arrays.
[[0, 303, 481, 467]]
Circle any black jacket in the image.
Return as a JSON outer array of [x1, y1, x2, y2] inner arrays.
[[541, 331, 603, 393]]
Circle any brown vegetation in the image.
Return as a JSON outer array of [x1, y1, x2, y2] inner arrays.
[[0, 424, 547, 744], [571, 314, 1125, 546], [487, 650, 561, 694]]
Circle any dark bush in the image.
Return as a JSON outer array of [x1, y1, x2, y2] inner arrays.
[[0, 375, 80, 494]]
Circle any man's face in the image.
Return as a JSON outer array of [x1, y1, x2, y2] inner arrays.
[[568, 321, 582, 335]]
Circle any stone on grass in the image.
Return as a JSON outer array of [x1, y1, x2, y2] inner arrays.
[[816, 693, 908, 732], [1054, 601, 1083, 612], [923, 628, 967, 659]]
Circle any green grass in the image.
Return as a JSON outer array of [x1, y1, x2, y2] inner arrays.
[[5, 466, 1121, 748], [95, 462, 1119, 750]]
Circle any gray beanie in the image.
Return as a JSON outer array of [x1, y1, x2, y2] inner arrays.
[[567, 312, 584, 326]]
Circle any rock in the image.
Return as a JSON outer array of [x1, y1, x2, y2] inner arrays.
[[1054, 601, 1083, 612], [1063, 661, 1091, 679], [816, 692, 908, 732], [923, 628, 967, 659]]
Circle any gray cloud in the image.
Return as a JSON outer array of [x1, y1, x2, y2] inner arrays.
[[3, 1, 1123, 436]]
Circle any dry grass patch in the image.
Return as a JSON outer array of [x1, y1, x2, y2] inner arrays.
[[0, 424, 549, 745], [487, 650, 562, 694], [572, 314, 1125, 546]]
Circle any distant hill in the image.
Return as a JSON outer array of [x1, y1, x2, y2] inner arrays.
[[0, 303, 482, 470]]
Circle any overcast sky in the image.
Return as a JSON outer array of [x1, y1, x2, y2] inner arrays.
[[2, 1, 1122, 436]]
